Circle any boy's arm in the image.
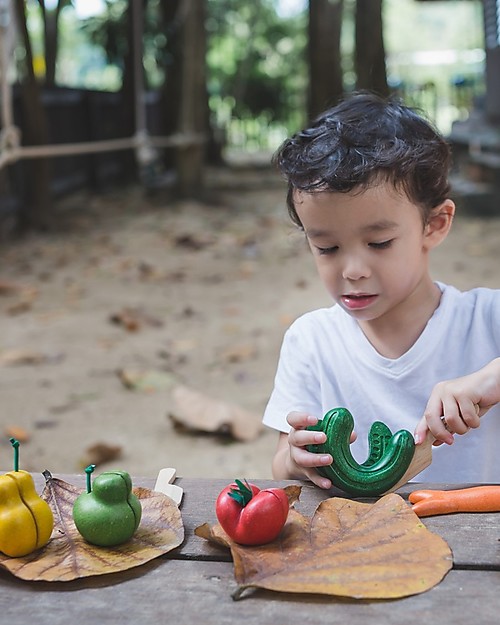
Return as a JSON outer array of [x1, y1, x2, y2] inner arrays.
[[271, 412, 334, 489], [415, 357, 500, 445]]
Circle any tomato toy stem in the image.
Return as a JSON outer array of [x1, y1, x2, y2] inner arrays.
[[227, 479, 254, 507]]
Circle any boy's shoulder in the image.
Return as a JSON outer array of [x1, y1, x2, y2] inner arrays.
[[437, 282, 500, 327], [439, 282, 500, 306]]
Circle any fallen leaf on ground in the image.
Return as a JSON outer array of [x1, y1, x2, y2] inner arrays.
[[0, 281, 39, 315], [136, 260, 164, 282], [34, 419, 59, 429], [0, 474, 184, 582], [117, 368, 177, 392], [174, 233, 214, 250], [79, 442, 123, 468], [238, 261, 257, 277], [169, 384, 262, 441], [219, 343, 257, 363], [3, 425, 30, 443], [0, 279, 23, 295], [196, 493, 452, 600], [109, 307, 164, 332], [0, 349, 51, 366], [279, 313, 295, 327]]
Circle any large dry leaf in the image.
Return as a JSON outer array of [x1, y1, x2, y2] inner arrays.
[[196, 493, 452, 600], [0, 475, 184, 582], [170, 384, 262, 441]]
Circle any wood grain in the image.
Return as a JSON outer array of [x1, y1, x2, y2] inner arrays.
[[1, 473, 499, 623], [0, 562, 499, 625]]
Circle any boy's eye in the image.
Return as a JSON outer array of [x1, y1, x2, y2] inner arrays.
[[316, 245, 339, 255], [369, 239, 393, 250]]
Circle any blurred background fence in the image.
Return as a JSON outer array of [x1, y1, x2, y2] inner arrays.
[[0, 0, 498, 234]]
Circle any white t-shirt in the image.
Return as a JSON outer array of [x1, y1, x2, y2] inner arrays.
[[263, 283, 500, 483]]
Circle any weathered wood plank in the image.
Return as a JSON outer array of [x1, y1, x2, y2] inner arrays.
[[0, 561, 498, 625], [176, 478, 500, 569], [24, 474, 500, 568]]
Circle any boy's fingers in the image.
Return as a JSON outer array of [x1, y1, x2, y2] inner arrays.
[[413, 416, 429, 444], [305, 471, 332, 490], [290, 429, 326, 448], [290, 446, 332, 468], [422, 393, 454, 444], [286, 411, 318, 429], [457, 401, 481, 429]]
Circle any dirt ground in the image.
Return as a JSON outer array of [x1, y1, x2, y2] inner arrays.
[[1, 165, 499, 482]]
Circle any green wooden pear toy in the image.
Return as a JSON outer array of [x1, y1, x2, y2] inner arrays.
[[73, 465, 142, 547]]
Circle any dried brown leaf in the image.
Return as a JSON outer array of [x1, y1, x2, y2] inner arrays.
[[170, 384, 262, 441], [109, 307, 164, 332], [197, 493, 452, 600], [0, 279, 23, 295], [117, 368, 177, 392], [79, 442, 123, 468], [283, 484, 302, 507], [109, 308, 141, 331], [219, 343, 257, 363], [174, 233, 214, 250], [0, 349, 48, 366], [3, 426, 30, 443], [0, 475, 184, 582], [2, 283, 38, 315]]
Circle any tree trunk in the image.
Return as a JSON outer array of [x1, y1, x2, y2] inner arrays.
[[355, 0, 389, 97], [43, 1, 65, 87], [119, 0, 140, 181], [308, 0, 344, 120], [159, 0, 183, 170], [14, 0, 52, 230], [175, 0, 207, 197]]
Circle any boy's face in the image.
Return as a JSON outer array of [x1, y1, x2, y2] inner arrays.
[[294, 183, 448, 328]]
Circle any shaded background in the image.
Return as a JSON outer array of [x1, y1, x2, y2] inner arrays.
[[0, 0, 499, 478]]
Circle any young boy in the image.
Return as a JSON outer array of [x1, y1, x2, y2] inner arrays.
[[263, 92, 500, 489]]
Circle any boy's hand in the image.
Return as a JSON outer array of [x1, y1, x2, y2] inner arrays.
[[415, 358, 500, 445], [281, 412, 334, 489]]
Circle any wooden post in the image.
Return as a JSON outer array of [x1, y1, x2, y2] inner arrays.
[[483, 0, 500, 122], [176, 0, 207, 197]]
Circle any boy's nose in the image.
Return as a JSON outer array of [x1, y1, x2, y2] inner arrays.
[[341, 255, 370, 281]]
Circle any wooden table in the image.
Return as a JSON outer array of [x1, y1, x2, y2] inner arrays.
[[1, 475, 499, 624]]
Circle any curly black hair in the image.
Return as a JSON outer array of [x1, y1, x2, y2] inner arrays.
[[273, 91, 452, 228]]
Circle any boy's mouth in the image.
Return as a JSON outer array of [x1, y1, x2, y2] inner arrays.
[[341, 293, 378, 310]]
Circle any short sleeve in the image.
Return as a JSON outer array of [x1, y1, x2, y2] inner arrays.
[[262, 320, 323, 433]]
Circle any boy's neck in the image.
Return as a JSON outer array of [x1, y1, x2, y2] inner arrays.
[[357, 280, 442, 359]]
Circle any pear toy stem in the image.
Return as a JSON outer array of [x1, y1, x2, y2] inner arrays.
[[9, 438, 20, 472], [85, 464, 96, 493]]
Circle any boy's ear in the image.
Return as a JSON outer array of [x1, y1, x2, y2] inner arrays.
[[424, 199, 455, 249]]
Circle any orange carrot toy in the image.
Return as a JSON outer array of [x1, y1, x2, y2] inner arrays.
[[409, 485, 500, 517]]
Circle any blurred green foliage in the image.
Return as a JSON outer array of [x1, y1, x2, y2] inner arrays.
[[21, 0, 486, 145]]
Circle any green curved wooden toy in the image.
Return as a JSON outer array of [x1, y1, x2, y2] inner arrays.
[[307, 408, 417, 497]]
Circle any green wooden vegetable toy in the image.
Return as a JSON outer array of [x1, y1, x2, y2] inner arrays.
[[307, 408, 416, 497], [73, 465, 142, 547], [0, 438, 54, 557]]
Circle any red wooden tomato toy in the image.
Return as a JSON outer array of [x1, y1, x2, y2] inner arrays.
[[215, 479, 289, 546]]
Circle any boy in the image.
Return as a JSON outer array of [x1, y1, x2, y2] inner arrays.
[[263, 92, 500, 488]]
